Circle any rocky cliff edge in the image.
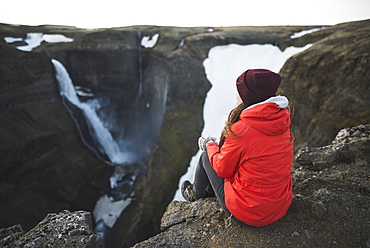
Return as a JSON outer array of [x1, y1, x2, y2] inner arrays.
[[133, 124, 370, 248], [0, 124, 368, 247], [0, 210, 98, 248]]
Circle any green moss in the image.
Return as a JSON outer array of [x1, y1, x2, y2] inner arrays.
[[161, 168, 174, 189]]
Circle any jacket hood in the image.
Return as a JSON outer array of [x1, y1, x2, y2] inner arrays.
[[240, 96, 291, 136]]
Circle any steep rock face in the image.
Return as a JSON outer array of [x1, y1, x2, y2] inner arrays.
[[279, 19, 370, 150], [0, 210, 98, 247], [0, 43, 111, 231], [133, 124, 370, 248]]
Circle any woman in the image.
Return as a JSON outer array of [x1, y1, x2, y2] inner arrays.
[[181, 69, 294, 227]]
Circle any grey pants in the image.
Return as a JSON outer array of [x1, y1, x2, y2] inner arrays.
[[193, 151, 251, 227]]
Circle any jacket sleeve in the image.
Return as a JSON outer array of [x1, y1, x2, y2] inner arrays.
[[206, 135, 244, 179]]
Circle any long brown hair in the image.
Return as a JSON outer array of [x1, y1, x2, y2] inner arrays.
[[218, 102, 248, 149]]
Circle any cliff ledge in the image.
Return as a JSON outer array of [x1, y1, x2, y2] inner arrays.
[[134, 124, 370, 248]]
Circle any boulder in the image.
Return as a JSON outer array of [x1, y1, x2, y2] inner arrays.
[[133, 124, 370, 247], [296, 124, 370, 172], [0, 210, 98, 248]]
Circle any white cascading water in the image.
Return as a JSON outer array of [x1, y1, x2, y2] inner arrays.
[[52, 59, 126, 165], [51, 31, 162, 245]]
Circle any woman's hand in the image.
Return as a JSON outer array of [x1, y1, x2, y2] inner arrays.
[[198, 136, 218, 151]]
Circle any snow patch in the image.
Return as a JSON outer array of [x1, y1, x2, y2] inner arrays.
[[4, 33, 73, 52], [93, 195, 132, 228], [290, 27, 326, 39], [3, 37, 23, 43], [43, 34, 74, 43], [179, 39, 185, 47], [141, 33, 159, 48]]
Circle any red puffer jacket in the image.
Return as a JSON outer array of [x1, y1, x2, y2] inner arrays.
[[207, 101, 294, 227]]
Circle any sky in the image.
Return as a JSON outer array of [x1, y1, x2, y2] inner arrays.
[[1, 0, 370, 28]]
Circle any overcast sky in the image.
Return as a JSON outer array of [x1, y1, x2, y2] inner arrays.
[[1, 0, 369, 28]]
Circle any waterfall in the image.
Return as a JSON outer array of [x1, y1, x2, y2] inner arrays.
[[52, 59, 126, 165], [52, 59, 139, 247]]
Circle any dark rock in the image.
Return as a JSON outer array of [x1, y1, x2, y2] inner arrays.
[[296, 124, 370, 171], [133, 124, 370, 247], [0, 42, 111, 231], [0, 210, 98, 248], [310, 201, 328, 220], [0, 224, 24, 247], [279, 19, 370, 151]]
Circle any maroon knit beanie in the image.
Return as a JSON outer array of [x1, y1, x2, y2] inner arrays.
[[236, 69, 282, 106]]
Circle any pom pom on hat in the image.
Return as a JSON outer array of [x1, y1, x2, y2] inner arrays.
[[236, 69, 282, 106]]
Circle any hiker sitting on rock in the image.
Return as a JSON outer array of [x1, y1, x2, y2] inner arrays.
[[181, 69, 294, 227]]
